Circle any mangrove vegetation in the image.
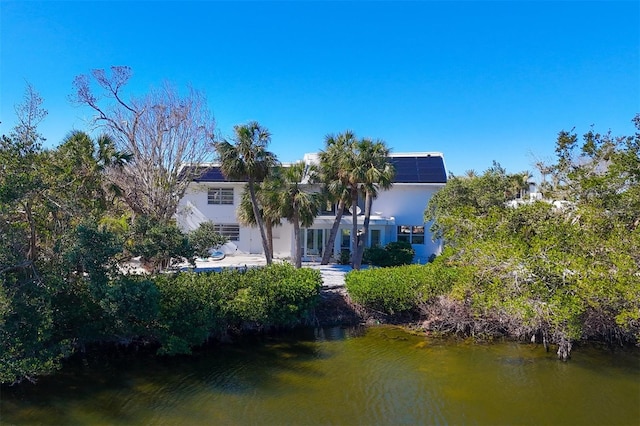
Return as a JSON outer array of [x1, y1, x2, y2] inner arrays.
[[347, 116, 640, 360]]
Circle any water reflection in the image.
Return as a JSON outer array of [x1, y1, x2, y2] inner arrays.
[[2, 326, 639, 425], [313, 324, 365, 341]]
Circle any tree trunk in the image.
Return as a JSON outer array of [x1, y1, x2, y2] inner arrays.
[[353, 191, 373, 270], [350, 187, 359, 269], [266, 222, 274, 260], [293, 212, 302, 268], [248, 179, 272, 264], [320, 198, 346, 265]]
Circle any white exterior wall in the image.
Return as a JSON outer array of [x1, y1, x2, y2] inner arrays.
[[177, 181, 444, 262], [298, 183, 444, 263], [176, 155, 446, 263], [176, 182, 294, 256], [178, 183, 240, 227], [369, 183, 444, 262]]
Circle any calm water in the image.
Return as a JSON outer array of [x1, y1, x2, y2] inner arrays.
[[2, 326, 639, 425]]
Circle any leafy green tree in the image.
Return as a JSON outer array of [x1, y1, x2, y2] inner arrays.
[[130, 217, 193, 273], [425, 161, 514, 242], [0, 86, 49, 263], [550, 116, 640, 226], [0, 85, 72, 383], [215, 121, 279, 264], [65, 221, 123, 287], [423, 118, 640, 359], [0, 134, 43, 263], [188, 221, 227, 258], [47, 131, 111, 217]]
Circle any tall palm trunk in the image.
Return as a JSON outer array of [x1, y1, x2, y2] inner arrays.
[[248, 178, 272, 264], [353, 190, 373, 270], [292, 211, 302, 268], [266, 222, 274, 259], [350, 186, 359, 269], [320, 198, 346, 265]]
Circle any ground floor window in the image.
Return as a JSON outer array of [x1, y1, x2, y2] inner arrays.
[[397, 225, 425, 244], [214, 224, 240, 241], [370, 229, 381, 247]]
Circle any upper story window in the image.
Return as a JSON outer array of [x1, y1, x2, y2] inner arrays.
[[397, 225, 425, 244], [319, 201, 336, 215], [208, 187, 234, 205], [411, 226, 425, 244]]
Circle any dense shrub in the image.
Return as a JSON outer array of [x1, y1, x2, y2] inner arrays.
[[227, 264, 322, 327], [151, 263, 322, 355], [346, 266, 422, 314], [416, 250, 464, 299], [338, 249, 351, 265], [346, 254, 458, 315], [0, 271, 69, 385], [2, 261, 324, 383], [154, 272, 223, 355], [363, 241, 415, 267], [362, 246, 386, 266], [130, 217, 193, 272], [112, 277, 160, 329]]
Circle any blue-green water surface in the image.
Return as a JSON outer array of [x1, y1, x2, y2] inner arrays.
[[2, 326, 639, 425]]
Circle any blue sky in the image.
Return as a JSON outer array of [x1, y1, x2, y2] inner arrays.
[[2, 1, 638, 177]]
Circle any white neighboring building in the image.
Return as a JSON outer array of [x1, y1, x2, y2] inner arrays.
[[176, 152, 448, 263]]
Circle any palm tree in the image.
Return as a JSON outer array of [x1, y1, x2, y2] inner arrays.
[[464, 169, 478, 179], [319, 133, 394, 269], [237, 176, 283, 260], [279, 162, 322, 268], [508, 170, 532, 200], [337, 137, 394, 270], [215, 122, 279, 264], [351, 138, 394, 270], [318, 131, 357, 265]]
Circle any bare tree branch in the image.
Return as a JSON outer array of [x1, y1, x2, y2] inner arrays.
[[72, 66, 215, 221]]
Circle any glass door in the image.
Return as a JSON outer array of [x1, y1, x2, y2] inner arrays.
[[304, 229, 324, 258], [340, 229, 351, 252]]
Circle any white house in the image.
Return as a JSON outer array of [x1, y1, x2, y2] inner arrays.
[[176, 152, 447, 263]]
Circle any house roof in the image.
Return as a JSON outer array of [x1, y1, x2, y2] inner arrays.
[[190, 166, 243, 183], [188, 152, 447, 184], [389, 154, 447, 184]]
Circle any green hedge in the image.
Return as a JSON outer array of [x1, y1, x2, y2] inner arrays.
[[2, 262, 324, 384], [151, 263, 322, 354], [154, 272, 223, 355], [363, 241, 415, 267], [345, 254, 459, 315]]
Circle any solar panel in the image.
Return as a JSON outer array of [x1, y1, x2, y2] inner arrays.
[[389, 156, 447, 183], [187, 155, 447, 184], [194, 167, 227, 182]]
